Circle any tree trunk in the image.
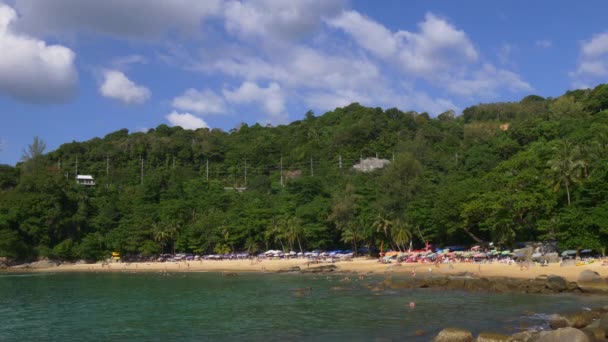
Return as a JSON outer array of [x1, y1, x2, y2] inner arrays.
[[463, 227, 485, 244], [566, 181, 571, 206], [297, 236, 303, 254]]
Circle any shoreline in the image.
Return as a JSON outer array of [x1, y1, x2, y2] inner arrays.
[[8, 257, 608, 282]]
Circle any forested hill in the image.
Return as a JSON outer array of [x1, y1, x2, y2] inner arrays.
[[3, 84, 608, 261]]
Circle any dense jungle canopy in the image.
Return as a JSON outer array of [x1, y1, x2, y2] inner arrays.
[[3, 84, 608, 261]]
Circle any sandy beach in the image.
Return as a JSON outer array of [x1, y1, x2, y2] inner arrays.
[[19, 258, 608, 282]]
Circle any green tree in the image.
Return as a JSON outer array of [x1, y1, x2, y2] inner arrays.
[[547, 140, 585, 206]]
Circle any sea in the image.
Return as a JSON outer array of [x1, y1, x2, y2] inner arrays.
[[0, 272, 602, 341]]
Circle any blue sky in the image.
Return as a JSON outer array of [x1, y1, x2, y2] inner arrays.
[[1, 0, 608, 165]]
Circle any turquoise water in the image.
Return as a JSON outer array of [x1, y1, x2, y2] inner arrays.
[[0, 272, 602, 341]]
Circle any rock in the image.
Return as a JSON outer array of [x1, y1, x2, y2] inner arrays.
[[578, 270, 608, 293], [509, 330, 540, 342], [300, 264, 337, 273], [543, 253, 561, 263], [27, 260, 59, 268], [433, 327, 474, 342], [546, 275, 568, 292], [277, 266, 301, 273], [599, 313, 608, 332], [550, 311, 601, 329], [536, 327, 590, 342], [476, 332, 510, 341], [581, 326, 606, 341]]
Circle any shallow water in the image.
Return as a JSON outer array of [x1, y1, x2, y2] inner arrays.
[[0, 272, 603, 341]]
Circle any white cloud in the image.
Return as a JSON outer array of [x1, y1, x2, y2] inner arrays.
[[444, 64, 532, 98], [224, 0, 345, 40], [172, 88, 226, 115], [535, 40, 552, 48], [99, 70, 150, 104], [166, 111, 209, 130], [112, 54, 147, 68], [13, 0, 222, 40], [0, 3, 77, 103], [329, 11, 478, 75], [571, 33, 608, 85], [223, 81, 287, 122]]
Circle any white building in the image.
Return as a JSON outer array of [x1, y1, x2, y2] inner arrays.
[[76, 175, 95, 186]]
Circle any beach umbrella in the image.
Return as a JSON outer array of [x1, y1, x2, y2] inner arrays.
[[532, 253, 542, 259], [501, 251, 511, 256], [561, 250, 577, 256]]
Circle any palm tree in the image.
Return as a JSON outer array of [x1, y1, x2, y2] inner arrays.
[[152, 223, 176, 254], [372, 213, 392, 238], [547, 140, 586, 206], [392, 219, 412, 252], [285, 216, 304, 253], [265, 218, 286, 251]]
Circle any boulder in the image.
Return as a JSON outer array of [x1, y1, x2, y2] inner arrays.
[[543, 252, 561, 263], [578, 270, 608, 293], [599, 313, 608, 333], [276, 266, 301, 273], [546, 275, 568, 292], [508, 330, 540, 342], [476, 332, 510, 341], [536, 327, 590, 342], [580, 326, 606, 341], [550, 311, 601, 329], [433, 327, 474, 342]]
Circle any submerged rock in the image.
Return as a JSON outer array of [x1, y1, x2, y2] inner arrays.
[[432, 327, 474, 342]]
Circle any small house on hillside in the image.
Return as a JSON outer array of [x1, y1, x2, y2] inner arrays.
[[76, 175, 95, 186]]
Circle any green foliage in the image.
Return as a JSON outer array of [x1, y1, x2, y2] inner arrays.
[[3, 86, 608, 260]]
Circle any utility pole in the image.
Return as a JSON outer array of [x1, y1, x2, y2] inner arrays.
[[338, 155, 342, 169], [310, 156, 314, 177], [206, 159, 209, 181], [244, 159, 247, 186], [140, 155, 144, 185], [280, 156, 284, 187], [75, 156, 78, 177], [106, 156, 109, 177], [172, 156, 175, 169]]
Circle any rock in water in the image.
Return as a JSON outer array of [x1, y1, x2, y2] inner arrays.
[[546, 275, 568, 291], [277, 266, 301, 273], [509, 330, 540, 341], [550, 311, 600, 329], [577, 270, 608, 293], [432, 327, 473, 342], [475, 332, 509, 341], [536, 327, 590, 342]]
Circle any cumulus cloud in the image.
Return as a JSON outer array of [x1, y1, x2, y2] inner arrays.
[[329, 11, 478, 75], [224, 0, 346, 40], [166, 111, 209, 130], [571, 33, 608, 85], [172, 88, 226, 114], [0, 3, 77, 103], [13, 0, 222, 40], [444, 64, 532, 98], [223, 81, 287, 122], [99, 70, 150, 104]]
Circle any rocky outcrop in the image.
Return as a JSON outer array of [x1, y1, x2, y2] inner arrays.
[[432, 327, 474, 342], [276, 266, 301, 273], [300, 264, 337, 273], [535, 327, 590, 342]]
